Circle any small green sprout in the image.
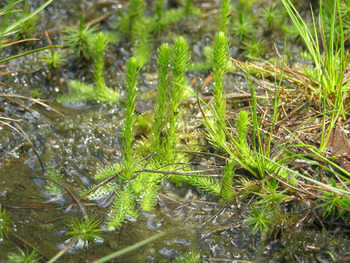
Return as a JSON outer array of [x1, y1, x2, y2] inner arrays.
[[63, 14, 98, 59], [8, 247, 40, 263], [66, 216, 102, 246], [0, 205, 12, 239], [40, 49, 67, 69], [246, 206, 271, 235], [231, 12, 255, 40]]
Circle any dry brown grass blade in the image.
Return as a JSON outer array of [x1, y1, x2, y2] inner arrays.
[[0, 112, 45, 172], [0, 69, 26, 76], [0, 93, 65, 116]]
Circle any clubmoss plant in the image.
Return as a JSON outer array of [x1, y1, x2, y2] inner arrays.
[[122, 57, 140, 180], [221, 160, 235, 200], [43, 168, 63, 197], [0, 205, 12, 239], [153, 43, 172, 158], [206, 31, 230, 148], [219, 0, 231, 33], [119, 0, 145, 35], [8, 247, 40, 263], [66, 216, 102, 246], [132, 20, 151, 67], [58, 32, 120, 104], [165, 36, 191, 163], [107, 186, 138, 230]]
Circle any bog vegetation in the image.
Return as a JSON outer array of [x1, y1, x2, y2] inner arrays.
[[1, 0, 350, 262]]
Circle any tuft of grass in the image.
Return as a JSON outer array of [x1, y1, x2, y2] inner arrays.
[[63, 15, 98, 59], [282, 0, 350, 152], [231, 11, 255, 40], [245, 206, 271, 235], [66, 216, 102, 246], [39, 49, 67, 69], [8, 247, 40, 263], [260, 4, 285, 31]]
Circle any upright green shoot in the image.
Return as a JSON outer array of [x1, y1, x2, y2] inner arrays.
[[154, 43, 172, 158], [206, 31, 230, 148], [92, 32, 109, 94], [122, 57, 140, 180], [165, 37, 191, 162], [219, 0, 231, 33]]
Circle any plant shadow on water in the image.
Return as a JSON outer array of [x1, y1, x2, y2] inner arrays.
[[1, 0, 350, 262]]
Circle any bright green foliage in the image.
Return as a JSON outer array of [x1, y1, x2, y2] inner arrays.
[[236, 110, 251, 156], [58, 32, 120, 104], [174, 252, 201, 263], [206, 31, 230, 148], [221, 161, 235, 200], [39, 49, 67, 69], [188, 46, 212, 71], [66, 216, 102, 246], [136, 170, 162, 212], [219, 0, 231, 33], [43, 168, 63, 196], [94, 163, 123, 181], [165, 37, 191, 162], [182, 175, 221, 196], [246, 206, 271, 235], [58, 79, 120, 103], [92, 32, 109, 92], [154, 43, 172, 158], [64, 15, 98, 59], [107, 187, 138, 230], [231, 12, 255, 40], [122, 57, 139, 180], [132, 21, 151, 67], [0, 206, 12, 238], [318, 178, 350, 223], [8, 247, 40, 263]]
